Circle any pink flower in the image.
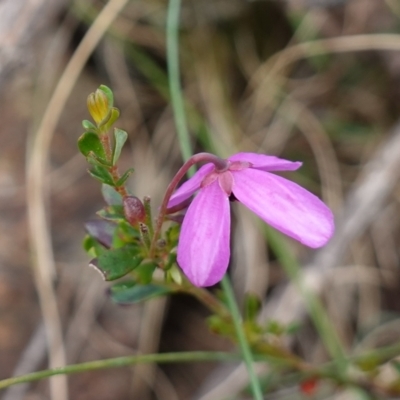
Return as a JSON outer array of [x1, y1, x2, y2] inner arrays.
[[168, 152, 334, 287]]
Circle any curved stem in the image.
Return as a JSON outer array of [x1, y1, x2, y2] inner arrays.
[[183, 285, 230, 316], [149, 152, 227, 256], [221, 276, 264, 400]]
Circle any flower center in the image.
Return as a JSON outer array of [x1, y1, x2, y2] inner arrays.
[[200, 161, 251, 195]]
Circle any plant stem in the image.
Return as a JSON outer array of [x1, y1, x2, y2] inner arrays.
[[184, 286, 230, 316], [167, 0, 193, 165], [221, 276, 264, 400], [150, 152, 227, 256], [0, 351, 241, 390]]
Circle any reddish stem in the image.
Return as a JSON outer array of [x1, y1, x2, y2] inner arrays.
[[149, 152, 227, 256], [100, 133, 128, 197]]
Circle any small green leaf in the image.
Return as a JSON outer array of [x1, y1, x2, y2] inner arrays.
[[104, 107, 120, 131], [110, 280, 171, 304], [82, 120, 97, 131], [88, 165, 115, 186], [112, 128, 128, 165], [83, 235, 107, 257], [99, 85, 114, 108], [166, 264, 182, 285], [78, 131, 106, 160], [134, 262, 157, 284], [86, 151, 112, 167], [116, 168, 134, 187], [102, 184, 123, 206], [90, 246, 143, 281]]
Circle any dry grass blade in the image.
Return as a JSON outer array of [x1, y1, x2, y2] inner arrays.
[[25, 0, 129, 398], [247, 34, 400, 129]]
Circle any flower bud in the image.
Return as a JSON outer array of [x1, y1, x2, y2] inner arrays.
[[87, 89, 110, 126], [123, 196, 145, 226]]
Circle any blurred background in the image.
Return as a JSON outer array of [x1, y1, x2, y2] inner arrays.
[[1, 0, 400, 399]]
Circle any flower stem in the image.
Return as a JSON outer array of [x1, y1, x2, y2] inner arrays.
[[184, 286, 230, 316], [221, 276, 264, 400], [0, 351, 241, 390], [150, 152, 227, 256]]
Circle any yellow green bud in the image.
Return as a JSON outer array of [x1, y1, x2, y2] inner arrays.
[[87, 89, 110, 126]]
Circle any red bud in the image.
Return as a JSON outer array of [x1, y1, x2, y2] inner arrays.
[[123, 196, 145, 226]]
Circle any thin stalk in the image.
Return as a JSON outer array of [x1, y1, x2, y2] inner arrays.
[[166, 0, 193, 165], [221, 276, 264, 400], [0, 352, 240, 390], [150, 152, 227, 256]]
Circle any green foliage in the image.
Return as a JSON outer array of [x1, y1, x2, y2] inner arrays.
[[101, 184, 123, 206], [91, 245, 143, 281], [112, 128, 128, 165], [83, 235, 107, 257], [133, 262, 157, 284], [103, 108, 120, 132], [110, 280, 172, 304], [98, 84, 114, 108], [116, 168, 134, 187], [82, 119, 97, 131], [88, 165, 115, 186], [78, 131, 107, 161]]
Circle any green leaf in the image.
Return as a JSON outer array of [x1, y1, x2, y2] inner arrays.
[[104, 107, 120, 131], [166, 264, 182, 285], [116, 168, 134, 187], [90, 246, 143, 281], [88, 165, 114, 186], [114, 221, 141, 245], [86, 151, 112, 167], [99, 85, 114, 108], [82, 120, 97, 131], [102, 184, 123, 206], [78, 131, 106, 161], [112, 128, 128, 165], [83, 235, 107, 257], [134, 262, 157, 284], [110, 280, 171, 304]]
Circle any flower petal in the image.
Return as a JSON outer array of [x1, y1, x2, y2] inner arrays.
[[228, 152, 302, 172], [232, 169, 334, 248], [168, 163, 214, 209], [177, 180, 231, 287]]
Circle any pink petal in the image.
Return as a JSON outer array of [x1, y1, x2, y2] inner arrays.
[[228, 152, 302, 172], [177, 180, 231, 287], [168, 163, 214, 209], [232, 169, 334, 248]]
